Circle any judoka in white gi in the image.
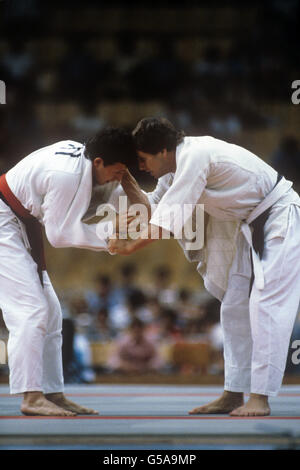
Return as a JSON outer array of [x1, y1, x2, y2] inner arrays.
[[0, 128, 136, 416], [108, 117, 300, 416]]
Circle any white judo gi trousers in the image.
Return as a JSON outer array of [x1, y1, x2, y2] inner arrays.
[[221, 204, 300, 396], [0, 200, 64, 394]]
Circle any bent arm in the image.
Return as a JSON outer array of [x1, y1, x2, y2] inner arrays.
[[120, 170, 152, 219], [42, 170, 110, 251], [108, 173, 175, 255]]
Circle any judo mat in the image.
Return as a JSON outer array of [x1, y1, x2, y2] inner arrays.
[[0, 384, 299, 450]]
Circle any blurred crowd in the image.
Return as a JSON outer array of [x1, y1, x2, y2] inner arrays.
[[58, 262, 224, 383], [1, 261, 299, 381], [0, 1, 299, 188], [0, 2, 300, 381]]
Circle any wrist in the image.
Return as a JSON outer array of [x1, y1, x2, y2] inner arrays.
[[121, 169, 133, 183]]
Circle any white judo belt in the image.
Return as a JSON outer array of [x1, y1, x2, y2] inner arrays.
[[241, 176, 293, 291]]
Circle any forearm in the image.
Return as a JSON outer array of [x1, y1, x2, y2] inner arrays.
[[46, 220, 109, 251], [121, 170, 152, 219]]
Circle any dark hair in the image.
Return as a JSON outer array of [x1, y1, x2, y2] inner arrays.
[[130, 317, 145, 330], [85, 127, 136, 167], [95, 273, 111, 286], [120, 262, 137, 278], [132, 117, 185, 155], [153, 264, 172, 280], [127, 288, 146, 310]]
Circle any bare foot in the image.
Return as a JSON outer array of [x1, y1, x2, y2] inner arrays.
[[189, 390, 244, 415], [230, 393, 270, 417], [45, 392, 99, 415], [21, 392, 76, 416]]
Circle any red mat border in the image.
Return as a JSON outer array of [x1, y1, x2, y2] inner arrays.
[[1, 392, 300, 398], [1, 415, 300, 420]]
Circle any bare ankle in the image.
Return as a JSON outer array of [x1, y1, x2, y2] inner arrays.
[[223, 390, 244, 399], [250, 393, 269, 403], [45, 392, 64, 399], [23, 391, 44, 404]]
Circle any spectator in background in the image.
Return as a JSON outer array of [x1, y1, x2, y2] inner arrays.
[[2, 0, 46, 35], [112, 33, 141, 98], [126, 288, 152, 324], [175, 288, 199, 322], [208, 109, 242, 140], [129, 38, 186, 101], [1, 39, 34, 86], [3, 94, 44, 164], [88, 307, 117, 342], [85, 274, 120, 316], [85, 273, 143, 333], [72, 313, 96, 384], [113, 262, 139, 306], [61, 315, 75, 384], [147, 296, 161, 320], [149, 307, 182, 343], [182, 317, 209, 343], [108, 287, 152, 332], [65, 293, 96, 383], [108, 317, 164, 374], [201, 299, 224, 375], [148, 264, 177, 305], [58, 40, 101, 101], [192, 45, 228, 105], [69, 100, 107, 142]]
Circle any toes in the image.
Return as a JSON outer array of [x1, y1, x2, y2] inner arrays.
[[189, 407, 205, 415], [72, 407, 99, 415], [64, 411, 77, 417], [229, 408, 270, 417], [229, 407, 241, 416], [78, 407, 99, 415], [85, 408, 99, 415], [50, 408, 76, 417]]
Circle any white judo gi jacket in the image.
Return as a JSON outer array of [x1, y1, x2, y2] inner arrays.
[[145, 136, 300, 396], [0, 140, 124, 395], [147, 136, 300, 301], [5, 140, 121, 254]]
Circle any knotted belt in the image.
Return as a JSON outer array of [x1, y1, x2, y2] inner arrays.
[[0, 173, 46, 286], [240, 174, 293, 296]]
